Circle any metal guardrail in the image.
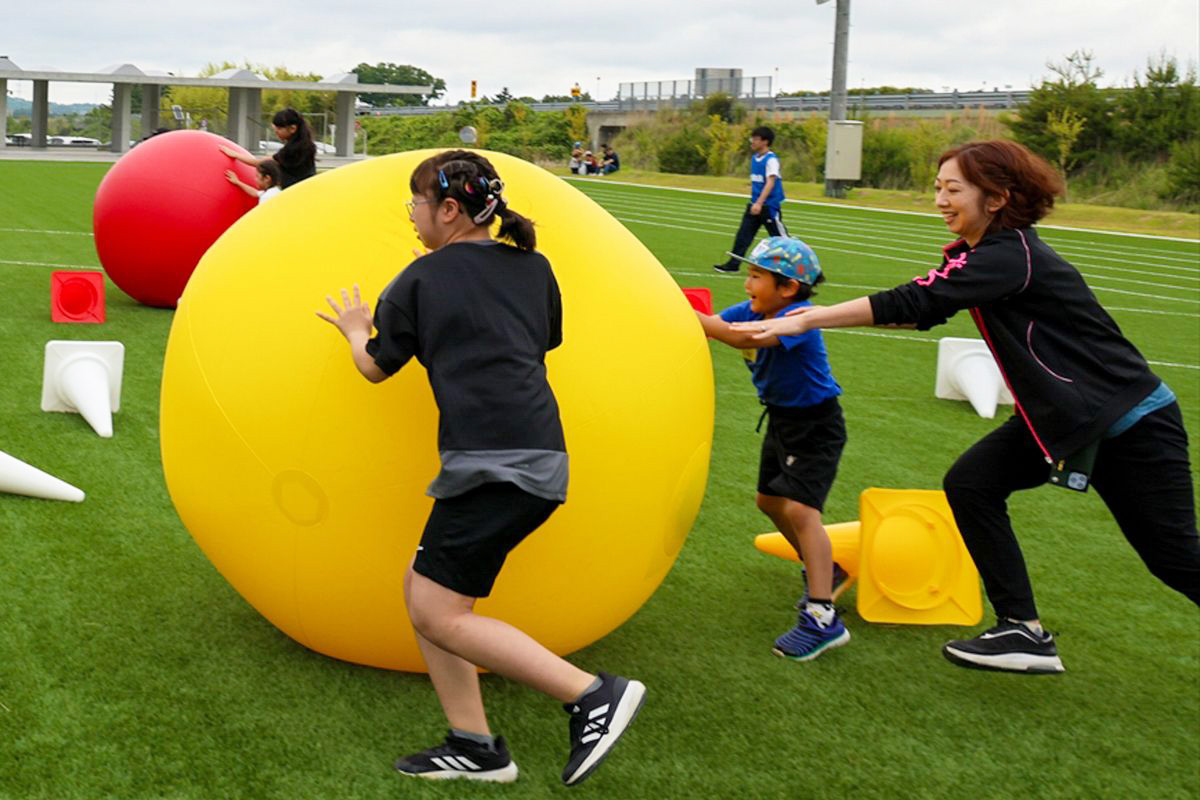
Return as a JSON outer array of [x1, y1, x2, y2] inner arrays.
[[357, 90, 1032, 117]]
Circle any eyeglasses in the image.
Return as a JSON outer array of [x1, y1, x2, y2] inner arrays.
[[405, 197, 434, 215]]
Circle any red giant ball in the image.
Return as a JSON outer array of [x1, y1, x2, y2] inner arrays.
[[93, 130, 260, 308]]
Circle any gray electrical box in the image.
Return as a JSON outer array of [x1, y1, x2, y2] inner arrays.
[[825, 120, 863, 181]]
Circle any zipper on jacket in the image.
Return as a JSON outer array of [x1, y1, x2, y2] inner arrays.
[[969, 308, 1054, 464]]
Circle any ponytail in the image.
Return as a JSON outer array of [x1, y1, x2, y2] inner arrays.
[[496, 206, 537, 251], [409, 149, 537, 251]]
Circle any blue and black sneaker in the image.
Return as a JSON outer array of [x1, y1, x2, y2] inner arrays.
[[796, 562, 852, 609], [773, 610, 850, 662]]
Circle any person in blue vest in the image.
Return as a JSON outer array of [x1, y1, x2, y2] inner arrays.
[[714, 126, 787, 273]]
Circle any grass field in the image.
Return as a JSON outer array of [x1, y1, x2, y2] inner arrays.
[[1, 160, 1198, 800], [549, 167, 1200, 240]]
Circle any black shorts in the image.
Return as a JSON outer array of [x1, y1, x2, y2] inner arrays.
[[757, 397, 847, 511], [413, 482, 560, 598]]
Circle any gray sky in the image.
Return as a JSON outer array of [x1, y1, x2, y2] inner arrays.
[[6, 0, 1199, 105]]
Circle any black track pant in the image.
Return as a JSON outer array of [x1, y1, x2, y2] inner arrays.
[[942, 404, 1199, 620], [723, 203, 787, 264]]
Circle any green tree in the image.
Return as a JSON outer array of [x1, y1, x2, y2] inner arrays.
[[860, 126, 911, 188], [1164, 138, 1200, 206], [351, 62, 446, 107], [701, 92, 744, 123], [657, 126, 708, 174], [79, 105, 112, 141], [704, 115, 738, 175], [563, 105, 589, 147], [1113, 54, 1199, 162], [1005, 50, 1113, 170], [1045, 107, 1085, 198], [906, 120, 947, 191]]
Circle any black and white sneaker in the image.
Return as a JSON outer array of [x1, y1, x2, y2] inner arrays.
[[394, 732, 519, 783], [943, 619, 1065, 674], [713, 261, 740, 273], [561, 672, 646, 786]]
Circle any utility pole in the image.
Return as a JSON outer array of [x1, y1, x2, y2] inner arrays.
[[822, 0, 852, 197]]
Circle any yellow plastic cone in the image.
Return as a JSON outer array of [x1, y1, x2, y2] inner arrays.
[[856, 488, 982, 625], [753, 489, 982, 626], [754, 521, 862, 576], [0, 448, 85, 502]]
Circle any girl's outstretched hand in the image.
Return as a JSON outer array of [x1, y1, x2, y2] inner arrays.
[[218, 144, 239, 158], [729, 306, 817, 339], [316, 285, 373, 341]]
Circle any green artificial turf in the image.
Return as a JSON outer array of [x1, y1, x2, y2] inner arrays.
[[1, 161, 1197, 799]]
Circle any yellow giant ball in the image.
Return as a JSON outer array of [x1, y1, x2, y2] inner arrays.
[[160, 150, 713, 671]]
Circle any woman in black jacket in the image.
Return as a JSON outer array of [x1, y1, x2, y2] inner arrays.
[[737, 140, 1198, 674]]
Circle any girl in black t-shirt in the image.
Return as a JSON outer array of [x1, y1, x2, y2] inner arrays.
[[317, 150, 645, 786], [219, 107, 316, 189]]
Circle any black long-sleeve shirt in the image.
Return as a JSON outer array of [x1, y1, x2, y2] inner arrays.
[[869, 227, 1160, 461]]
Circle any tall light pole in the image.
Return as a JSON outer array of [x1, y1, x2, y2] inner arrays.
[[819, 0, 853, 197]]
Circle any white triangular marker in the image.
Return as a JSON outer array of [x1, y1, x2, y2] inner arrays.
[[0, 449, 85, 502], [935, 337, 1014, 419], [41, 341, 125, 438]]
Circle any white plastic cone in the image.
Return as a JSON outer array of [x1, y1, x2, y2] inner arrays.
[[0, 449, 85, 502], [935, 337, 1013, 419], [952, 350, 1003, 418], [57, 355, 114, 437], [41, 341, 124, 438]]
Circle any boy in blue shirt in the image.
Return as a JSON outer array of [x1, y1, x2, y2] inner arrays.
[[696, 236, 850, 661], [714, 126, 787, 273]]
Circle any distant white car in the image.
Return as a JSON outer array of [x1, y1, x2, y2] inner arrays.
[[5, 133, 32, 145], [48, 135, 101, 146]]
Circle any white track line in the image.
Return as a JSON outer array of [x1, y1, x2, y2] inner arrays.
[[581, 189, 1200, 275], [0, 258, 99, 269], [588, 192, 1200, 276], [0, 227, 92, 236], [615, 214, 1199, 304], [567, 177, 1200, 243]]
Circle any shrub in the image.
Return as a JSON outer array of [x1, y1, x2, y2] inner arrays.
[[1164, 138, 1200, 207], [657, 126, 709, 174], [860, 125, 911, 189]]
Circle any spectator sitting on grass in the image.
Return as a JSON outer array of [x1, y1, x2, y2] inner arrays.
[[602, 144, 620, 174]]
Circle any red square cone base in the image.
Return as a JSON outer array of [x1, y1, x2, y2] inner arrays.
[[682, 287, 712, 314], [51, 271, 106, 324]]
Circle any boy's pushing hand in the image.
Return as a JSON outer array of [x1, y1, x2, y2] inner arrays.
[[224, 169, 239, 185], [730, 306, 816, 339]]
